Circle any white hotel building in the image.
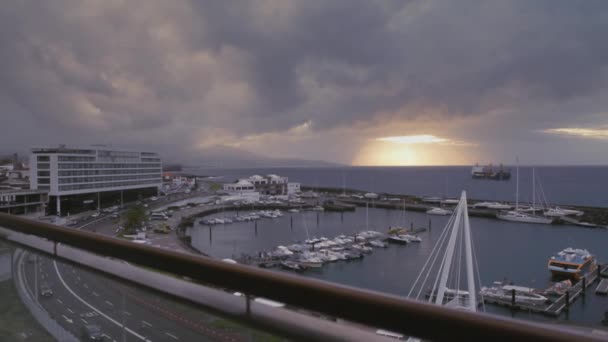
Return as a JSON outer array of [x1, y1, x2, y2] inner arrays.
[[30, 145, 162, 216]]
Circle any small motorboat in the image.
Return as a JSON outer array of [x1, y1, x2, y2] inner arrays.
[[369, 240, 387, 248], [388, 235, 410, 244], [280, 261, 305, 271], [480, 283, 549, 305], [426, 207, 452, 215], [403, 234, 422, 242]]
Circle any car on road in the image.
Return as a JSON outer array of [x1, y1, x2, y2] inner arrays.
[[91, 212, 100, 218], [110, 213, 119, 219], [150, 196, 158, 201], [40, 284, 53, 297], [81, 324, 103, 341]]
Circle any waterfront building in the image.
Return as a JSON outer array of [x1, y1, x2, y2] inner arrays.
[[29, 145, 162, 216], [222, 174, 300, 199], [162, 172, 196, 188], [223, 179, 256, 193], [0, 189, 48, 215]]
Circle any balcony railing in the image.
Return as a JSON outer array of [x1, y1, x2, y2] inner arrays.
[[0, 212, 604, 342]]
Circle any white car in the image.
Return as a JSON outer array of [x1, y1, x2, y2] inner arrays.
[[91, 212, 100, 218]]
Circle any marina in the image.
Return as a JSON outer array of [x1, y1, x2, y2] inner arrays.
[[186, 190, 608, 327], [237, 229, 420, 271]]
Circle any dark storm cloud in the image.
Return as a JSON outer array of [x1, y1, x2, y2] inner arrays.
[[1, 0, 608, 161]]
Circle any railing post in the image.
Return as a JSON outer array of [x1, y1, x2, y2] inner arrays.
[[245, 294, 251, 316], [566, 290, 570, 308], [511, 289, 515, 307], [583, 277, 586, 295]]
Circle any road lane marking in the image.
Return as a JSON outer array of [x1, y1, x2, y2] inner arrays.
[[165, 332, 179, 340], [124, 311, 131, 316], [67, 308, 74, 314], [52, 260, 149, 341], [142, 321, 152, 327], [62, 315, 73, 324], [84, 283, 89, 289], [57, 299, 63, 304], [105, 300, 114, 307], [92, 291, 99, 297], [81, 318, 88, 324]]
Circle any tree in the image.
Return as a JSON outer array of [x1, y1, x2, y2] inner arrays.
[[123, 205, 147, 234]]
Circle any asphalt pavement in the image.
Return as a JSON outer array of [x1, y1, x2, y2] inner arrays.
[[17, 190, 254, 342]]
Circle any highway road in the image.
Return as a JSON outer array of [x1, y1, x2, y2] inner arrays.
[[17, 191, 254, 342], [20, 247, 246, 341]]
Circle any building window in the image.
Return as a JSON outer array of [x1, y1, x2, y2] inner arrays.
[[37, 156, 50, 162], [37, 171, 50, 177], [37, 163, 50, 170], [38, 178, 50, 184]]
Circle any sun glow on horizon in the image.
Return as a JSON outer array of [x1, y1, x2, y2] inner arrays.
[[354, 134, 474, 166], [376, 134, 448, 144]]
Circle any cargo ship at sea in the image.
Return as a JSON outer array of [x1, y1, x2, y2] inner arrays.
[[471, 163, 511, 180], [548, 248, 597, 281]]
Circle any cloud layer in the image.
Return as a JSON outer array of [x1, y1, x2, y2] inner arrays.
[[1, 1, 608, 164]]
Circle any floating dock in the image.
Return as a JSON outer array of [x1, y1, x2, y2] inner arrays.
[[596, 279, 608, 295], [483, 267, 602, 317]]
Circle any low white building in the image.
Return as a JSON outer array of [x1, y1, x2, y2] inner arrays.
[[223, 179, 256, 193], [287, 182, 301, 195]]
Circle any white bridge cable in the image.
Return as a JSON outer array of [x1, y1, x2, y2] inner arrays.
[[413, 219, 452, 301], [408, 209, 457, 299], [454, 215, 464, 304], [408, 209, 455, 298], [469, 227, 485, 312]]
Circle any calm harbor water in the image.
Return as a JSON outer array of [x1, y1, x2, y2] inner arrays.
[[189, 166, 608, 207], [189, 203, 608, 327]]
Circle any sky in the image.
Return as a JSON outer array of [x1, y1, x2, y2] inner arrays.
[[1, 1, 608, 166]]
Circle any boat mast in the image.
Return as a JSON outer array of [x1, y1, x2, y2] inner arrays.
[[366, 201, 369, 230], [515, 157, 519, 210], [532, 167, 535, 214]]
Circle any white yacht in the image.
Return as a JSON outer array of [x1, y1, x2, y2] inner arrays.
[[403, 234, 422, 242], [472, 201, 511, 210], [496, 211, 553, 224], [388, 235, 410, 244], [485, 202, 512, 210], [369, 240, 387, 248], [426, 207, 452, 215], [480, 283, 548, 305], [544, 207, 584, 217]]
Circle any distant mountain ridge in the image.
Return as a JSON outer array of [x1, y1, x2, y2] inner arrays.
[[184, 145, 342, 168]]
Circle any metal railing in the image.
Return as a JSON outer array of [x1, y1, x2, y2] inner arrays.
[[0, 212, 604, 342]]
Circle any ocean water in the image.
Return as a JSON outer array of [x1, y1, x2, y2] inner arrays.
[[189, 166, 608, 207]]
